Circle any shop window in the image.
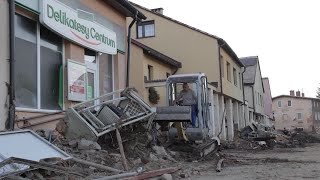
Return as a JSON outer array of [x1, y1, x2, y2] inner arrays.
[[137, 20, 155, 38], [15, 14, 38, 109], [40, 25, 63, 110], [15, 14, 62, 110]]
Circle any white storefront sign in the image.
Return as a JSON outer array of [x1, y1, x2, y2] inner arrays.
[[40, 0, 117, 54], [67, 60, 87, 102]]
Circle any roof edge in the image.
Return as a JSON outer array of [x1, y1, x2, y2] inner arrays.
[[132, 39, 182, 68], [272, 95, 320, 101], [130, 2, 220, 40], [106, 0, 146, 19]]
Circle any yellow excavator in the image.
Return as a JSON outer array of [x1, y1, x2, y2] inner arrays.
[[154, 73, 220, 157]]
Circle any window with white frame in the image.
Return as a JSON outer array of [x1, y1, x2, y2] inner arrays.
[[278, 101, 282, 107], [297, 112, 302, 120], [137, 20, 155, 38], [288, 100, 292, 107], [15, 14, 63, 110]]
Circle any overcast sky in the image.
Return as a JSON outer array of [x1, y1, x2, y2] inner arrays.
[[131, 0, 320, 98]]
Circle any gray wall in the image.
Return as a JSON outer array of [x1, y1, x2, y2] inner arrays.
[[0, 0, 9, 131], [253, 63, 265, 115], [244, 86, 253, 109]]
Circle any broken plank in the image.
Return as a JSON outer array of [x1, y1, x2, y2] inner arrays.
[[71, 157, 123, 173], [216, 158, 225, 172]]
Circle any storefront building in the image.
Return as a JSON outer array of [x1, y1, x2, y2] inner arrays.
[[0, 0, 145, 131]]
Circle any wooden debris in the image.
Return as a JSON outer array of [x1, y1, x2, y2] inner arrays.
[[116, 128, 129, 171], [216, 158, 225, 172], [71, 157, 123, 173]]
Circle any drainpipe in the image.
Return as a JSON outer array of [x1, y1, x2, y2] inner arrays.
[[7, 0, 15, 131], [172, 68, 179, 75], [126, 11, 138, 87], [218, 43, 225, 94], [241, 66, 246, 104]]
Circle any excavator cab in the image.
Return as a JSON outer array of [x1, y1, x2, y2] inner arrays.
[[166, 74, 210, 130], [155, 73, 211, 142]]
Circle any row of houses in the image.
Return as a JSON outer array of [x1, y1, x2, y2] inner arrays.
[[0, 0, 274, 141], [127, 4, 275, 140]]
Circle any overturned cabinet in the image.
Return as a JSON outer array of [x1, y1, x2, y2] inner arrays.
[[65, 88, 156, 140]]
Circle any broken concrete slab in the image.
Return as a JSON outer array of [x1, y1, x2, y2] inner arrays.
[[78, 139, 101, 150]]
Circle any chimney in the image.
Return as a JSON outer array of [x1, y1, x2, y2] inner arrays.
[[290, 90, 295, 96], [296, 90, 301, 97], [302, 93, 305, 97], [151, 8, 164, 14]]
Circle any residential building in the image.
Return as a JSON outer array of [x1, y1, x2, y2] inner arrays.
[[130, 39, 182, 106], [0, 0, 145, 131], [272, 91, 320, 132], [128, 4, 247, 141], [240, 56, 266, 124], [262, 78, 274, 123]]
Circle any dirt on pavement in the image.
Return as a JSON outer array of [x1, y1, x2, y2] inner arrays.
[[191, 143, 320, 180]]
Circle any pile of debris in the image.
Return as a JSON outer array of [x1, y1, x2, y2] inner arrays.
[[224, 123, 320, 150], [0, 127, 182, 179]]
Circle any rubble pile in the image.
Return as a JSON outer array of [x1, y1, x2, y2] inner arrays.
[[227, 123, 320, 150]]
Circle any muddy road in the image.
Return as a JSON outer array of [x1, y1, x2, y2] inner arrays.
[[191, 144, 320, 180]]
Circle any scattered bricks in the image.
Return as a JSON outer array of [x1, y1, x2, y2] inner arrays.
[[159, 173, 173, 180], [78, 139, 101, 150]]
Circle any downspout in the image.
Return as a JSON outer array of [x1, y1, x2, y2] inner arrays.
[[218, 44, 224, 95], [126, 11, 138, 87], [241, 66, 246, 104], [251, 86, 255, 119], [172, 68, 179, 75], [7, 0, 15, 131]]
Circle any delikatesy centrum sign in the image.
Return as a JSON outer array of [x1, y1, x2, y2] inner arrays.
[[40, 0, 117, 54]]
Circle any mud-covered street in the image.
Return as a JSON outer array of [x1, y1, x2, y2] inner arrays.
[[192, 144, 320, 180]]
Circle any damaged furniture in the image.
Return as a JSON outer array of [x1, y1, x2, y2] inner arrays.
[[65, 88, 156, 140]]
